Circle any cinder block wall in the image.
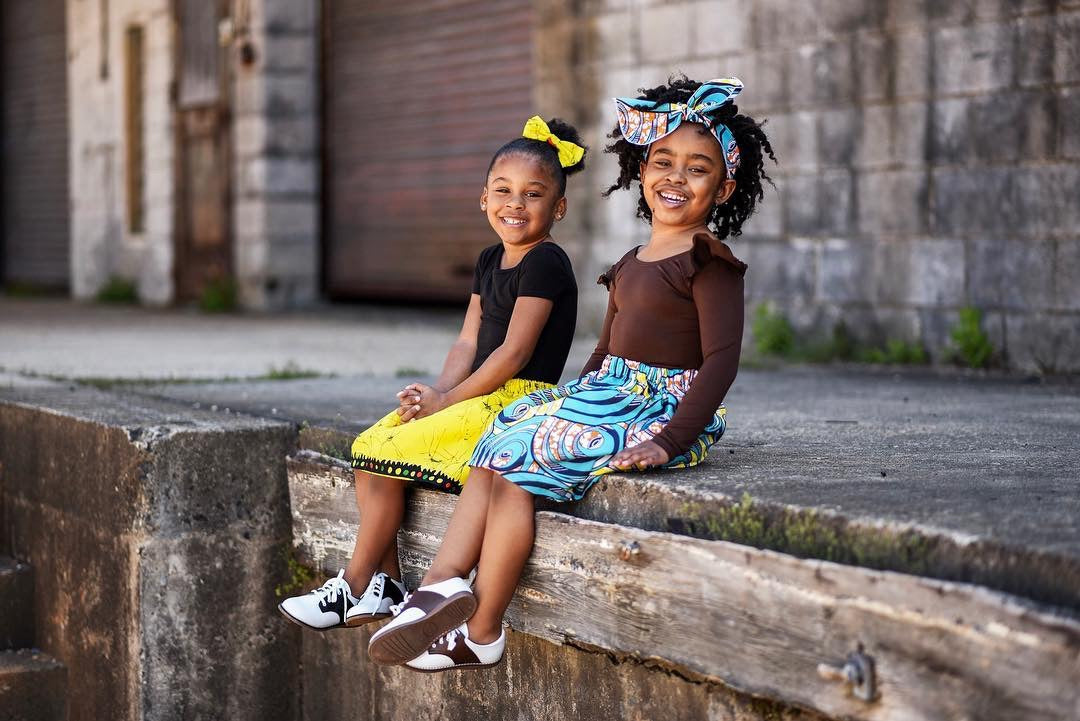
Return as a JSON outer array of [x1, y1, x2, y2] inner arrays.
[[570, 0, 1079, 372], [232, 0, 321, 309]]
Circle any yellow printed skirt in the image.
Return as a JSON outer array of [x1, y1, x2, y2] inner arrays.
[[351, 378, 554, 494]]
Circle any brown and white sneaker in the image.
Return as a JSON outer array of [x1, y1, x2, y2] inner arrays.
[[404, 622, 505, 672], [367, 577, 476, 665]]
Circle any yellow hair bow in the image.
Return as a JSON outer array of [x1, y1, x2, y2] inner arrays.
[[522, 116, 585, 169]]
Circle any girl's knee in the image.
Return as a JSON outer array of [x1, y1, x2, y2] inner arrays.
[[491, 472, 533, 504], [468, 466, 494, 484], [462, 466, 495, 495]]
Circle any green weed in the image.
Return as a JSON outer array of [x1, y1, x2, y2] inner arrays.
[[948, 306, 993, 368], [265, 361, 322, 381], [680, 494, 936, 575], [752, 303, 795, 356], [752, 306, 926, 366], [95, 276, 138, 304], [858, 339, 928, 365], [199, 277, 237, 313], [274, 546, 316, 598]]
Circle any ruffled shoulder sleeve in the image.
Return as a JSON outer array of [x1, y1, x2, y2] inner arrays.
[[689, 232, 747, 278], [596, 248, 638, 290]]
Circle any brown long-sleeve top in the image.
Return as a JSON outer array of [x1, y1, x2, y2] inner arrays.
[[581, 233, 746, 459]]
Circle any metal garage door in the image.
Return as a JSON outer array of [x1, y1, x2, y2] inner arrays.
[[1, 0, 70, 289], [323, 0, 533, 302]]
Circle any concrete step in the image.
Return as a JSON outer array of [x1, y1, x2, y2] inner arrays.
[[0, 557, 34, 650], [0, 649, 66, 721]]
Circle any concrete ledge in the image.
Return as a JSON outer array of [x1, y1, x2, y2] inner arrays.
[[287, 443, 1080, 616], [138, 369, 1080, 612], [289, 451, 1080, 721], [0, 385, 300, 721]]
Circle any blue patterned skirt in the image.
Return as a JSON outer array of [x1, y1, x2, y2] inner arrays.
[[469, 354, 726, 502]]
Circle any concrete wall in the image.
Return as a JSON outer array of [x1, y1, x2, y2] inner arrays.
[[302, 619, 820, 721], [67, 0, 175, 304], [232, 0, 321, 309], [0, 386, 300, 721], [569, 0, 1080, 372]]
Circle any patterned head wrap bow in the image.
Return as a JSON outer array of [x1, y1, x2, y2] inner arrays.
[[614, 78, 743, 179], [522, 116, 586, 169]]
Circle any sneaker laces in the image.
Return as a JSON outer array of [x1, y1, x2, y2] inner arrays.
[[312, 569, 352, 608], [433, 626, 463, 652], [361, 572, 385, 600], [389, 591, 412, 617]]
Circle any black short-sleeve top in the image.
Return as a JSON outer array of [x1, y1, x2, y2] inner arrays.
[[471, 241, 578, 384]]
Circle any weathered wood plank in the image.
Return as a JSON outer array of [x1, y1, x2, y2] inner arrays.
[[287, 451, 1080, 721]]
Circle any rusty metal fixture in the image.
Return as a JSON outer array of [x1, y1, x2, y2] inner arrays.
[[239, 41, 257, 67], [817, 648, 877, 702], [618, 540, 641, 561]]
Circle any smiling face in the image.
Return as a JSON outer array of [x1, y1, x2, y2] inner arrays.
[[481, 153, 566, 247], [639, 122, 735, 232]]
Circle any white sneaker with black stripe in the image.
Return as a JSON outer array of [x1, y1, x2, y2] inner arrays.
[[278, 569, 358, 631], [344, 572, 408, 627]]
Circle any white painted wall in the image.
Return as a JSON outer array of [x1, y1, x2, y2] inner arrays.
[[67, 0, 174, 304]]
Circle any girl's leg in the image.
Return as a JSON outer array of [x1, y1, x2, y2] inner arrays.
[[344, 470, 405, 587], [422, 467, 497, 584], [464, 473, 536, 644]]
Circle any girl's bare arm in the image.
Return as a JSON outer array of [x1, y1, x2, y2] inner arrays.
[[442, 295, 552, 404], [396, 295, 480, 419], [401, 296, 553, 420], [433, 294, 482, 392]]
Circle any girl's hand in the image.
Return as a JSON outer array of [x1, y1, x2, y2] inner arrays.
[[396, 383, 450, 422], [396, 385, 421, 412], [610, 441, 670, 471]]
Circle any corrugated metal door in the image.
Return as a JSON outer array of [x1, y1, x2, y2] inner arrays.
[[323, 0, 533, 302], [0, 0, 70, 289]]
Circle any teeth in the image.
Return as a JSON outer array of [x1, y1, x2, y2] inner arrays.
[[502, 218, 526, 225], [659, 192, 687, 202]]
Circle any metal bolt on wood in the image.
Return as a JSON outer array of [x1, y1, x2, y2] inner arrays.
[[816, 650, 877, 702]]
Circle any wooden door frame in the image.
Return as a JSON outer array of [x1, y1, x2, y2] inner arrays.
[[171, 0, 233, 303]]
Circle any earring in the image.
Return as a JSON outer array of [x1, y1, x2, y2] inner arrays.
[[480, 202, 487, 211]]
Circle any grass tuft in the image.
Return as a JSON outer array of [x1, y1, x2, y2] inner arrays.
[[948, 306, 994, 369], [95, 276, 139, 304], [199, 277, 237, 313]]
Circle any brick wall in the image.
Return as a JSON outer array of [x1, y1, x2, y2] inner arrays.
[[573, 0, 1080, 372]]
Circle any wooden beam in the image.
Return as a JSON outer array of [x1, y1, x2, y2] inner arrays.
[[288, 452, 1080, 721]]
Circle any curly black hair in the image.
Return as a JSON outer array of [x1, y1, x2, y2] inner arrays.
[[488, 118, 587, 196], [603, 75, 776, 240]]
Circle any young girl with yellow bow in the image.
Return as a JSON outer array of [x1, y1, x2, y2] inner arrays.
[[278, 117, 587, 632]]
